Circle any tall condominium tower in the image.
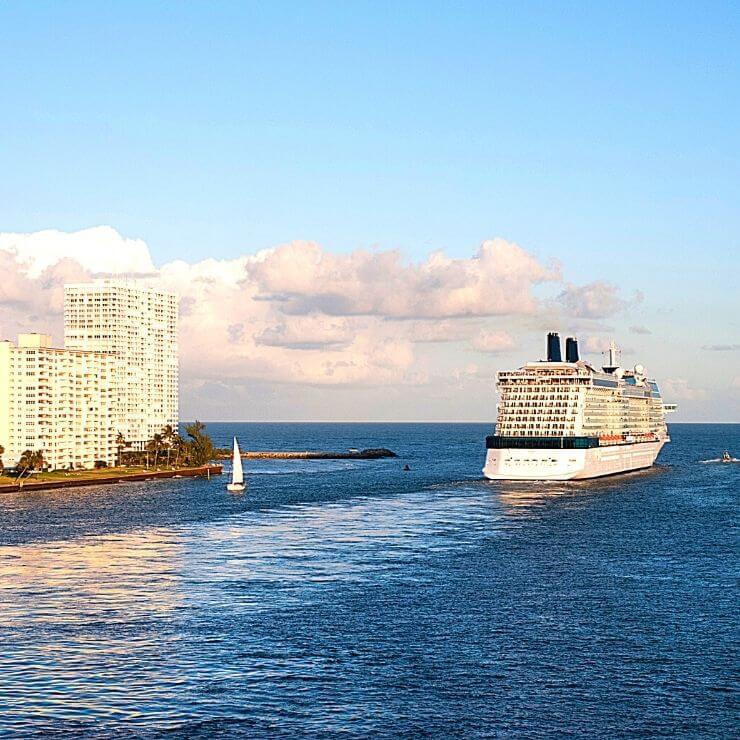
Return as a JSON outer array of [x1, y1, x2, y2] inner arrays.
[[64, 280, 179, 449], [0, 334, 116, 469]]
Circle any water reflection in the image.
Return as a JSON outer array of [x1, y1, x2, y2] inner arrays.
[[491, 464, 669, 514], [0, 485, 506, 627], [182, 486, 505, 591], [0, 530, 186, 626], [0, 531, 190, 731], [0, 486, 509, 732]]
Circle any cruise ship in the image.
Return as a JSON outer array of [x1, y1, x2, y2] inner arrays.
[[483, 333, 675, 480]]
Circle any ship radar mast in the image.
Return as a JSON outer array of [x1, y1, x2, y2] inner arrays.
[[602, 340, 621, 373]]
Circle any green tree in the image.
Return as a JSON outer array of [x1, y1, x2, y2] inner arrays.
[[161, 425, 176, 466], [18, 449, 46, 475], [173, 433, 188, 467], [146, 433, 164, 467], [184, 420, 215, 466], [115, 432, 128, 466]]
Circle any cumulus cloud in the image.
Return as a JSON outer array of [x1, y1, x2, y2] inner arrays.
[[453, 363, 481, 383], [249, 238, 559, 318], [581, 336, 635, 357], [404, 320, 477, 344], [0, 252, 91, 340], [255, 316, 355, 350], [0, 226, 156, 277], [662, 378, 707, 401], [582, 336, 612, 354], [0, 250, 39, 308], [558, 281, 627, 319], [470, 329, 516, 353], [630, 325, 652, 335], [0, 226, 630, 390]]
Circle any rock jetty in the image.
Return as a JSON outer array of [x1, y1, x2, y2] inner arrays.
[[217, 448, 397, 460]]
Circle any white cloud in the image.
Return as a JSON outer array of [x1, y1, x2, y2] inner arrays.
[[470, 329, 516, 353], [582, 336, 612, 354], [248, 238, 559, 318], [255, 316, 355, 350], [404, 319, 476, 344], [581, 335, 634, 358], [630, 325, 652, 335], [0, 252, 90, 341], [662, 378, 707, 401], [0, 226, 156, 278], [558, 281, 627, 319], [0, 226, 634, 391], [159, 237, 559, 385]]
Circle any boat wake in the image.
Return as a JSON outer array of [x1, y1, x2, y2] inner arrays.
[[699, 457, 740, 464]]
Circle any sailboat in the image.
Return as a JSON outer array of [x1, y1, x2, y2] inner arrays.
[[226, 437, 246, 492]]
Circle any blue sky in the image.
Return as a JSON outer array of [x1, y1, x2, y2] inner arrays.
[[0, 2, 738, 420]]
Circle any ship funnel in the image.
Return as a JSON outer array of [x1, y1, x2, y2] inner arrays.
[[565, 337, 579, 362], [546, 332, 562, 362]]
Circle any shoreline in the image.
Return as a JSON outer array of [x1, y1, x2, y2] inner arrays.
[[0, 464, 223, 494]]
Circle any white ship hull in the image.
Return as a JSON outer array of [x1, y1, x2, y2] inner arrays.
[[483, 440, 665, 481]]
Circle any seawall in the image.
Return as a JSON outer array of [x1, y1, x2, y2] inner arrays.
[[0, 465, 223, 494]]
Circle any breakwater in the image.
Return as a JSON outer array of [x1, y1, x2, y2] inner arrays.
[[0, 464, 222, 494]]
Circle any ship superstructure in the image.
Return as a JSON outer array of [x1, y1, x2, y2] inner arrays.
[[483, 333, 674, 480]]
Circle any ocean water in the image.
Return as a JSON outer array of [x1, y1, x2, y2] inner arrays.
[[0, 423, 737, 738]]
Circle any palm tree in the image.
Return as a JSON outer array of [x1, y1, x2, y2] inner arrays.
[[115, 432, 128, 466], [155, 433, 165, 466], [173, 434, 187, 467], [145, 434, 164, 467], [18, 450, 34, 472], [161, 425, 176, 466], [17, 449, 46, 477], [33, 450, 46, 471]]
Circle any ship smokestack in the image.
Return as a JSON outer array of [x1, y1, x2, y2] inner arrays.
[[547, 332, 562, 362], [565, 336, 579, 363]]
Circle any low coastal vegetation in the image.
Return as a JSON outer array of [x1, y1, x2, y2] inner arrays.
[[0, 421, 217, 486], [117, 421, 216, 469]]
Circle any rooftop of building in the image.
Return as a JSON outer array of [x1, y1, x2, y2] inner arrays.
[[0, 333, 113, 357], [64, 279, 177, 299]]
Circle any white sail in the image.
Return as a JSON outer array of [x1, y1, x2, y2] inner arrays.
[[231, 437, 244, 485]]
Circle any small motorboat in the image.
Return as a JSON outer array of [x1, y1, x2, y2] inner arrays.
[[721, 451, 732, 463], [227, 437, 246, 492]]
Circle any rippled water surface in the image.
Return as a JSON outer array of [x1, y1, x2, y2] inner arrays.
[[0, 423, 737, 737]]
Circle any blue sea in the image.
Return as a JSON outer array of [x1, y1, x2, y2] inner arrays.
[[0, 423, 737, 738]]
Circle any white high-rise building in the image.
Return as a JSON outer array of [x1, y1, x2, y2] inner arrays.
[[0, 334, 116, 470], [64, 280, 179, 449]]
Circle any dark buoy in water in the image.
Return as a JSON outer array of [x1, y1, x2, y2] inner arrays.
[[402, 464, 410, 471]]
